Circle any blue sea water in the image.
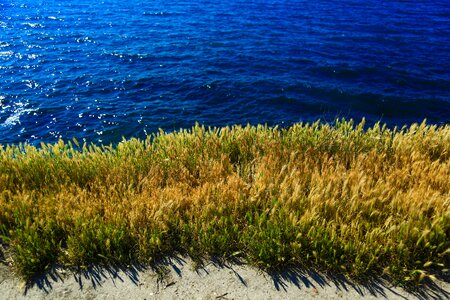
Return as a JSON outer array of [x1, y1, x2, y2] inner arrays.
[[0, 0, 449, 145]]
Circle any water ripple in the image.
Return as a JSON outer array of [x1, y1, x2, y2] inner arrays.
[[0, 0, 449, 144]]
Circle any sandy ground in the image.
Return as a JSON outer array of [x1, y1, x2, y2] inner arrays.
[[0, 257, 449, 300]]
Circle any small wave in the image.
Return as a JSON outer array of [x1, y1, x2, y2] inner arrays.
[[47, 16, 64, 21], [142, 11, 179, 16], [76, 36, 94, 43], [1, 107, 37, 127], [22, 22, 45, 28], [106, 52, 153, 61], [26, 44, 42, 49], [0, 51, 13, 57], [143, 11, 165, 15], [23, 80, 40, 89], [1, 99, 37, 127]]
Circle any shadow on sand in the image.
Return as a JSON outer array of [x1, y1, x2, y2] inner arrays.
[[21, 255, 450, 300], [266, 265, 449, 300]]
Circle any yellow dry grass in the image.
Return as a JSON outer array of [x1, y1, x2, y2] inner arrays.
[[0, 119, 449, 284]]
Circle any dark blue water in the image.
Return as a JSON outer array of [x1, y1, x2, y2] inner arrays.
[[1, 0, 449, 144]]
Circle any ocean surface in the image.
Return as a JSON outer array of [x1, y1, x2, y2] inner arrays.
[[1, 0, 449, 145]]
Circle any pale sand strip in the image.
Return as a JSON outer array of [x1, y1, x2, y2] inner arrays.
[[1, 257, 449, 300]]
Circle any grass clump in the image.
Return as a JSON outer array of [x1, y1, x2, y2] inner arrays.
[[0, 119, 449, 285]]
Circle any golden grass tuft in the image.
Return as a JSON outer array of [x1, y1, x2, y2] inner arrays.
[[0, 119, 449, 285]]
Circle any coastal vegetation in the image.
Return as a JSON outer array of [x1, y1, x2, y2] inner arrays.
[[0, 119, 449, 286]]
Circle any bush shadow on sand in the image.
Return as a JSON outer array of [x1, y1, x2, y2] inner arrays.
[[16, 255, 449, 300]]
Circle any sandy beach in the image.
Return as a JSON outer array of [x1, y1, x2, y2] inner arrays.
[[1, 257, 449, 300]]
